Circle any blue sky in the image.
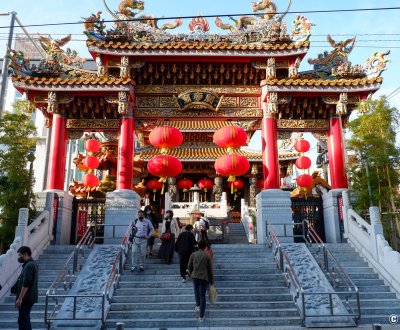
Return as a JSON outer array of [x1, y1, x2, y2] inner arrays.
[[1, 0, 400, 154]]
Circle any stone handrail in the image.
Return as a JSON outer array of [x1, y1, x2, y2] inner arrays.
[[0, 192, 55, 302], [342, 190, 400, 294]]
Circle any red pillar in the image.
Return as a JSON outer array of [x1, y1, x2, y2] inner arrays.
[[327, 115, 348, 188], [261, 90, 280, 190], [47, 114, 67, 190], [116, 115, 134, 190]]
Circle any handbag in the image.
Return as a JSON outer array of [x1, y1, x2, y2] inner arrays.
[[160, 232, 171, 241], [153, 229, 159, 238], [208, 284, 218, 304]]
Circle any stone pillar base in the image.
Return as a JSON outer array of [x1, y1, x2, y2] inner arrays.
[[44, 190, 73, 245], [256, 189, 293, 244], [104, 190, 141, 244], [322, 189, 345, 243]]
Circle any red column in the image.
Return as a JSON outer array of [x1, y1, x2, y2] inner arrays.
[[261, 91, 280, 189], [47, 114, 67, 190], [327, 115, 348, 188], [116, 115, 134, 190]]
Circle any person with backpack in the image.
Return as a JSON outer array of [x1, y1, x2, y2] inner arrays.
[[175, 224, 197, 283], [199, 215, 209, 242], [130, 209, 154, 272], [144, 205, 159, 257]]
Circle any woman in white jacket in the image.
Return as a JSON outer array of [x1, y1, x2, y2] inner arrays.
[[158, 210, 179, 264]]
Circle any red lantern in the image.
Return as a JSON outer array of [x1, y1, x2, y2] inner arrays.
[[146, 179, 163, 192], [149, 126, 183, 151], [295, 156, 312, 170], [82, 173, 99, 187], [296, 174, 313, 188], [84, 139, 101, 153], [177, 178, 193, 201], [177, 178, 193, 191], [215, 154, 250, 194], [83, 156, 100, 170], [256, 178, 264, 189], [294, 139, 310, 153], [147, 155, 182, 193], [228, 178, 244, 190], [213, 126, 248, 149], [197, 178, 213, 192]]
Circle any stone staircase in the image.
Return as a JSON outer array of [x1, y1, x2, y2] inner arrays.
[[309, 242, 400, 326], [226, 222, 249, 244], [0, 245, 87, 330], [106, 243, 301, 329]]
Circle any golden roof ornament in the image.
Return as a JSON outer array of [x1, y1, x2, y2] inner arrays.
[[189, 16, 210, 33]]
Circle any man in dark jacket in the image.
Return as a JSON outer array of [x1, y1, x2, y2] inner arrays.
[[175, 224, 197, 283], [15, 246, 38, 330], [188, 240, 214, 322]]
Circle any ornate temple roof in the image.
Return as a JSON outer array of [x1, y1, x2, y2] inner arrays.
[[87, 40, 310, 57], [137, 120, 258, 132]]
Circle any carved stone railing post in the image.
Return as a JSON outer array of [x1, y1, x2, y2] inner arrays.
[[249, 177, 257, 208], [213, 177, 223, 202], [168, 177, 177, 203]]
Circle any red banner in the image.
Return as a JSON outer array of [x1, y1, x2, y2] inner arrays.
[[77, 210, 88, 237]]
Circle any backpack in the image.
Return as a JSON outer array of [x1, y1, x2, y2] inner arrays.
[[201, 218, 209, 230], [129, 219, 138, 242]]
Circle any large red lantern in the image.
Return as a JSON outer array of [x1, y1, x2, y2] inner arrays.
[[82, 173, 99, 188], [197, 178, 213, 192], [295, 156, 312, 170], [177, 178, 193, 191], [149, 126, 183, 152], [146, 179, 163, 201], [177, 178, 193, 201], [215, 154, 250, 193], [84, 139, 101, 154], [83, 156, 100, 170], [294, 139, 310, 153], [296, 174, 313, 188], [147, 155, 182, 194], [213, 126, 248, 149]]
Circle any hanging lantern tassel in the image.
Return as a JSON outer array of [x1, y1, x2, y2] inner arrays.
[[158, 177, 167, 194], [227, 176, 235, 194], [153, 189, 156, 201]]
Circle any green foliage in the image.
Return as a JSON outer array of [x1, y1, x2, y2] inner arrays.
[[347, 97, 400, 243], [0, 112, 37, 251]]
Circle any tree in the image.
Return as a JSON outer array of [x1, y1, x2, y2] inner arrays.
[[0, 102, 37, 253], [347, 97, 400, 247]]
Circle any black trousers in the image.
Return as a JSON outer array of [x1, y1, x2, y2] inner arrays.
[[179, 253, 191, 278], [18, 301, 33, 330]]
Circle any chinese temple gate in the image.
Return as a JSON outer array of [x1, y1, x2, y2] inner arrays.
[[8, 0, 387, 242]]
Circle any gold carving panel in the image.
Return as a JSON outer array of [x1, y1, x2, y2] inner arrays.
[[137, 96, 159, 108], [277, 119, 329, 130], [240, 97, 259, 108], [66, 119, 120, 129], [160, 96, 179, 108], [220, 97, 237, 107]]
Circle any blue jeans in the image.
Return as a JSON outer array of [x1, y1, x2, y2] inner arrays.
[[18, 301, 33, 330], [193, 278, 208, 318]]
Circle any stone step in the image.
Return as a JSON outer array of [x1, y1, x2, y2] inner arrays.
[[359, 306, 400, 315], [111, 286, 289, 295], [349, 299, 400, 308], [358, 315, 400, 325], [105, 316, 301, 328], [119, 273, 284, 282], [112, 293, 294, 303], [123, 280, 286, 288], [336, 285, 391, 292], [350, 278, 385, 286], [0, 319, 47, 328], [108, 308, 299, 319], [109, 301, 296, 311], [338, 291, 397, 300]]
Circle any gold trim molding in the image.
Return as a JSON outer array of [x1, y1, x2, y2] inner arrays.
[[66, 119, 120, 129], [277, 119, 329, 130]]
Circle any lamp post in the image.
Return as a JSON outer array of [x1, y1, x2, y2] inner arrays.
[[0, 12, 17, 117], [26, 148, 36, 208]]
